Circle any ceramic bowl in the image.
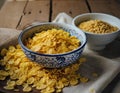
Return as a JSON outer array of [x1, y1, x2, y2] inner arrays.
[[18, 22, 86, 68], [72, 13, 120, 50]]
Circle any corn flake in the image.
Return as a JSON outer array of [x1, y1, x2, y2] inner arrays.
[[0, 43, 88, 93], [26, 29, 80, 54]]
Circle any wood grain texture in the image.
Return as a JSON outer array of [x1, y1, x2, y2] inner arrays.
[[17, 0, 50, 30], [87, 0, 120, 18], [0, 1, 27, 29], [52, 0, 89, 21]]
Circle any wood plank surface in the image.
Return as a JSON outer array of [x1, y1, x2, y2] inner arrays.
[[0, 1, 27, 29], [88, 0, 120, 18], [17, 0, 50, 30], [52, 0, 89, 21]]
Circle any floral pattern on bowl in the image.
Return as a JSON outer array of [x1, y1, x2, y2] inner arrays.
[[18, 22, 86, 68]]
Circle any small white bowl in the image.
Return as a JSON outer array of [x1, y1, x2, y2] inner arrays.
[[72, 13, 120, 50]]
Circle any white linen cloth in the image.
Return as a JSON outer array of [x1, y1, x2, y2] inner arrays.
[[0, 12, 120, 93]]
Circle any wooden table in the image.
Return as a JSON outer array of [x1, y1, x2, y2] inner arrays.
[[0, 0, 120, 30], [0, 0, 120, 93]]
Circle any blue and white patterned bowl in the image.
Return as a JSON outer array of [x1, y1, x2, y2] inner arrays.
[[18, 22, 86, 68], [72, 13, 120, 50]]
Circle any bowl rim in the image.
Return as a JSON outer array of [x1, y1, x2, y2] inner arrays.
[[18, 22, 87, 56], [72, 13, 120, 36]]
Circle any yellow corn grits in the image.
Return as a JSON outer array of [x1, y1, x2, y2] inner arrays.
[[79, 20, 118, 34]]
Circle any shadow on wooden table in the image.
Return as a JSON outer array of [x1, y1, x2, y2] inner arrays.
[[96, 38, 120, 93], [0, 0, 5, 9], [96, 38, 120, 59], [101, 73, 120, 93]]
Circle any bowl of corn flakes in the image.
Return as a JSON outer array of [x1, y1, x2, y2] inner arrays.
[[18, 22, 86, 68], [72, 13, 120, 50]]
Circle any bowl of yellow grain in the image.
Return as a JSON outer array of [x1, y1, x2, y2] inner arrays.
[[18, 22, 86, 68], [72, 13, 120, 50]]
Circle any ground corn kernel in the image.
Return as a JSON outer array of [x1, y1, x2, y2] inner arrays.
[[78, 20, 118, 34]]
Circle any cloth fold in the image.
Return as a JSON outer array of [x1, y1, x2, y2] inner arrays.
[[0, 28, 21, 49], [52, 12, 73, 24]]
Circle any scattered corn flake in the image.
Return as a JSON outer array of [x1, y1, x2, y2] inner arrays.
[[41, 86, 55, 93], [7, 80, 16, 87], [14, 89, 19, 92], [0, 43, 88, 93], [70, 79, 79, 86], [1, 48, 8, 56], [0, 70, 9, 76], [23, 84, 32, 92], [0, 76, 6, 80], [56, 81, 64, 89], [90, 88, 96, 93], [27, 77, 35, 85], [4, 85, 14, 90], [56, 88, 62, 93], [80, 77, 89, 83], [8, 46, 16, 52], [92, 72, 98, 77]]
